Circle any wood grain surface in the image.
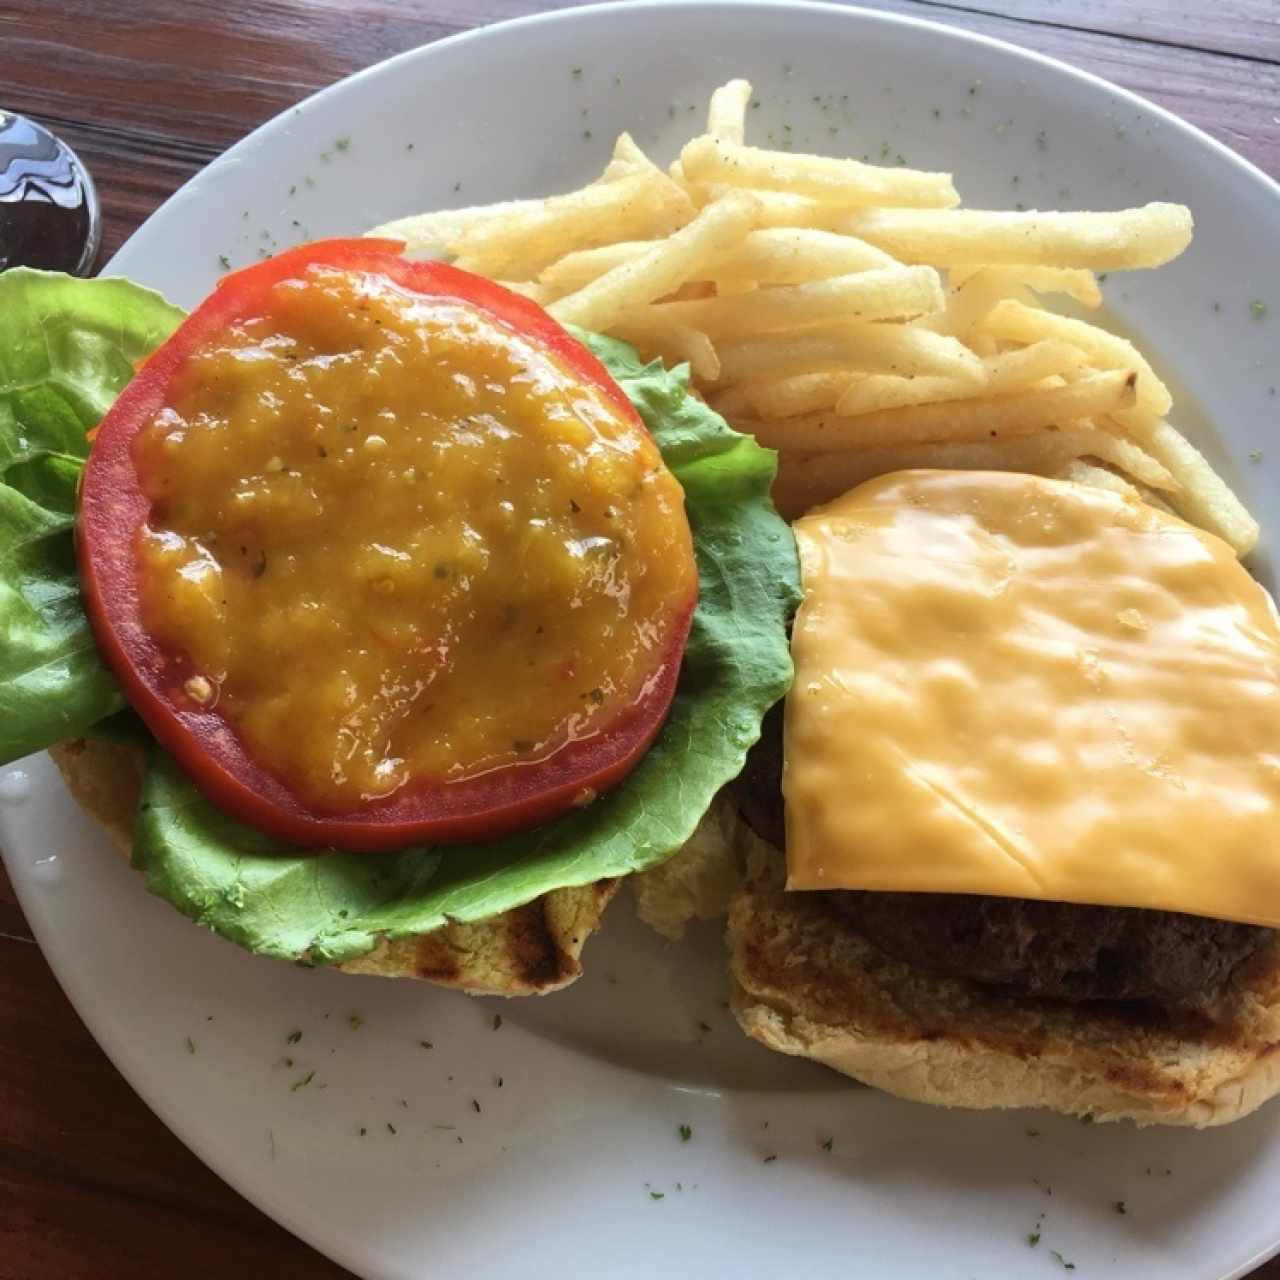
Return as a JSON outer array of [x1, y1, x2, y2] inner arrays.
[[1, 2, 1278, 1277]]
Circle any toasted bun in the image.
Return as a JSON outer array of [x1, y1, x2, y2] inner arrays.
[[631, 793, 750, 940], [728, 848, 1280, 1126], [49, 737, 616, 996]]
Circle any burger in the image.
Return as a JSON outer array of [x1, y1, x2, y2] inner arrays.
[[0, 244, 797, 995], [726, 468, 1280, 1127]]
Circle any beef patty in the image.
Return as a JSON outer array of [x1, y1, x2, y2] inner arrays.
[[734, 704, 1273, 1005]]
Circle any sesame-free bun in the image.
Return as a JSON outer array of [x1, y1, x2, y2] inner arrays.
[[728, 847, 1280, 1127], [49, 736, 616, 997]]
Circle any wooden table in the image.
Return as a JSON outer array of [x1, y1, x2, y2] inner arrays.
[[2, 1, 1278, 1275]]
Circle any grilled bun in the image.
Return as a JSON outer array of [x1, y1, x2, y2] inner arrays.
[[49, 737, 616, 997], [728, 846, 1280, 1127]]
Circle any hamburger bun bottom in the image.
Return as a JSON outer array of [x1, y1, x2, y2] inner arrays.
[[728, 847, 1280, 1127], [49, 736, 616, 997]]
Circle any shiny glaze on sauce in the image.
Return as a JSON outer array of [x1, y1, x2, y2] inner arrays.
[[133, 266, 696, 810]]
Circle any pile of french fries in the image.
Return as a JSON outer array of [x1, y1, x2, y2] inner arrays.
[[372, 79, 1257, 555]]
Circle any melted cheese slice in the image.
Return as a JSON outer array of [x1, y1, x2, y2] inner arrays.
[[784, 469, 1280, 926]]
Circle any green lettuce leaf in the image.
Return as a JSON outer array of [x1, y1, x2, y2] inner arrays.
[[0, 269, 185, 763], [134, 335, 800, 963]]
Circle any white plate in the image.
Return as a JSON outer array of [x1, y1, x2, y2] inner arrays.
[[5, 3, 1280, 1277]]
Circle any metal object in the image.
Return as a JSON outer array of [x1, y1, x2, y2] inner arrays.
[[0, 110, 102, 275]]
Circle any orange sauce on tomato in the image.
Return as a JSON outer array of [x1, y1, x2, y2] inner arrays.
[[132, 267, 696, 810]]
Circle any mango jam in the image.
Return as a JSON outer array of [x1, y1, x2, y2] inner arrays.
[[132, 266, 696, 811]]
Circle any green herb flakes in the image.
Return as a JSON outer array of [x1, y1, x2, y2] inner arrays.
[[678, 1124, 692, 1142]]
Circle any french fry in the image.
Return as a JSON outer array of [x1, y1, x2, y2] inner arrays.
[[981, 299, 1172, 418], [984, 340, 1091, 391], [496, 280, 554, 304], [771, 427, 1172, 520], [451, 171, 694, 279], [949, 264, 1102, 308], [1144, 421, 1259, 555], [716, 323, 985, 384], [711, 276, 759, 298], [710, 227, 897, 285], [369, 199, 545, 257], [666, 281, 717, 301], [1058, 458, 1177, 514], [750, 369, 1137, 452], [834, 373, 979, 417], [713, 370, 861, 420], [839, 203, 1193, 269], [707, 79, 753, 145], [549, 192, 759, 332], [539, 241, 655, 294], [610, 132, 667, 180], [928, 268, 1034, 338], [684, 182, 846, 227], [1134, 484, 1177, 515], [597, 156, 643, 183], [369, 137, 671, 257], [1060, 457, 1180, 517], [681, 135, 960, 209], [611, 317, 720, 382], [1058, 458, 1144, 501], [638, 265, 944, 338], [1087, 430, 1179, 491]]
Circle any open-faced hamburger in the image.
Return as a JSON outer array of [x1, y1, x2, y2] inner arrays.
[[728, 468, 1280, 1126], [0, 247, 797, 995]]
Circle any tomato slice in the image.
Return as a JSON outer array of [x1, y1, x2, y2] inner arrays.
[[78, 239, 696, 851]]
